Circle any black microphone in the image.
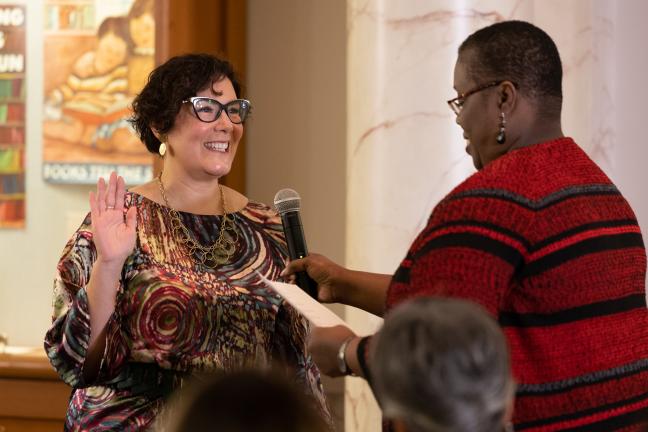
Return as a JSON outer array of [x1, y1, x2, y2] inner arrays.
[[273, 189, 319, 299]]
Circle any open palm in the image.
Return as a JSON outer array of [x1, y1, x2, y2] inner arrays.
[[89, 172, 137, 266]]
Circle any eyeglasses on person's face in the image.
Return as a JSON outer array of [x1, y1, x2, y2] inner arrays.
[[182, 97, 251, 124], [447, 81, 505, 116]]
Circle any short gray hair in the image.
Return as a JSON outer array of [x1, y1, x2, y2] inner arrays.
[[371, 297, 514, 432]]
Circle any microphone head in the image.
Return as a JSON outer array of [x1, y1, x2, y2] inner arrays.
[[274, 188, 301, 215]]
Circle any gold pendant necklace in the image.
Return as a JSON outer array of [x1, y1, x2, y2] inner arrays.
[[157, 174, 238, 268]]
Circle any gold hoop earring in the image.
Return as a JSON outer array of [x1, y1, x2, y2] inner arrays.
[[158, 142, 167, 157]]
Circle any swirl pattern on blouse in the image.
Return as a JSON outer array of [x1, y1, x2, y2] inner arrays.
[[45, 192, 330, 431]]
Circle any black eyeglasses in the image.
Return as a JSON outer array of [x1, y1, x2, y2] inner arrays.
[[447, 81, 505, 115], [182, 97, 251, 124]]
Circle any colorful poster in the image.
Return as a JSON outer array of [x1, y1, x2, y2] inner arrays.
[[42, 0, 155, 184], [0, 5, 26, 228]]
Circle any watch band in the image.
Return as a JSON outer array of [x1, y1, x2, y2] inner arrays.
[[337, 336, 356, 376], [356, 335, 372, 382]]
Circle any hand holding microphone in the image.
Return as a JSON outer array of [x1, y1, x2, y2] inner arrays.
[[274, 189, 319, 299]]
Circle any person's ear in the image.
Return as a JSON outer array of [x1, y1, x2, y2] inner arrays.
[[151, 127, 165, 143], [499, 81, 517, 113]]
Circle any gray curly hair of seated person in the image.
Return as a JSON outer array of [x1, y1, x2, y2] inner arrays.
[[371, 297, 514, 432]]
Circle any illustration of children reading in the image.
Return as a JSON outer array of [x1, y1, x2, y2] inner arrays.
[[44, 15, 143, 154]]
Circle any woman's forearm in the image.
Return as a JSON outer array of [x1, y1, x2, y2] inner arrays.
[[84, 259, 122, 381], [336, 270, 392, 317]]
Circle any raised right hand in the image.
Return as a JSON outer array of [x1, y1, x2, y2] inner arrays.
[[281, 253, 345, 303], [89, 171, 137, 267]]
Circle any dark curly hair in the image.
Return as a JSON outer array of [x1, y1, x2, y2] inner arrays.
[[459, 20, 563, 118], [130, 53, 242, 154]]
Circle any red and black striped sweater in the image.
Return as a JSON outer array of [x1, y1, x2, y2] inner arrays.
[[387, 137, 648, 431]]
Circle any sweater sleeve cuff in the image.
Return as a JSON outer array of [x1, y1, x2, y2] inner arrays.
[[356, 335, 372, 384]]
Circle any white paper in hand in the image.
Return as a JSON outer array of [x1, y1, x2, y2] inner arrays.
[[261, 276, 347, 328]]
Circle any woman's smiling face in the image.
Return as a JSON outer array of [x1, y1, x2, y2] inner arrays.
[[164, 77, 244, 180]]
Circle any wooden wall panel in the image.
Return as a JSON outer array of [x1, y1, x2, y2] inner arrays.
[[0, 349, 69, 432]]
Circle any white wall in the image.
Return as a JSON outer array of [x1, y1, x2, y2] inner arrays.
[[612, 0, 648, 242]]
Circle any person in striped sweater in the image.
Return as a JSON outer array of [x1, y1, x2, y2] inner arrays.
[[284, 20, 648, 431]]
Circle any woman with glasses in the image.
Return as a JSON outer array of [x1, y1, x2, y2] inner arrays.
[[284, 21, 648, 431], [45, 53, 330, 431]]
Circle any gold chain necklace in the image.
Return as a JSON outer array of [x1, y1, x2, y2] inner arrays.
[[157, 174, 238, 268]]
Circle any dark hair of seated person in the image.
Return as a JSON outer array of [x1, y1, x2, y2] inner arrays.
[[159, 369, 330, 432]]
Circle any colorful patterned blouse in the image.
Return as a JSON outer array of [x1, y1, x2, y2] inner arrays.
[[44, 192, 330, 431]]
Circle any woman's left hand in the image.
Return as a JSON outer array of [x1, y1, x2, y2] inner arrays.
[[308, 325, 357, 377]]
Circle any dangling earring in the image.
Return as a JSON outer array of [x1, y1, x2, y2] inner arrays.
[[158, 142, 167, 157], [496, 112, 506, 144]]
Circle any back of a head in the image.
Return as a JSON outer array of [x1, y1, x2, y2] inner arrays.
[[371, 297, 513, 432], [162, 370, 328, 432], [459, 20, 563, 119]]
